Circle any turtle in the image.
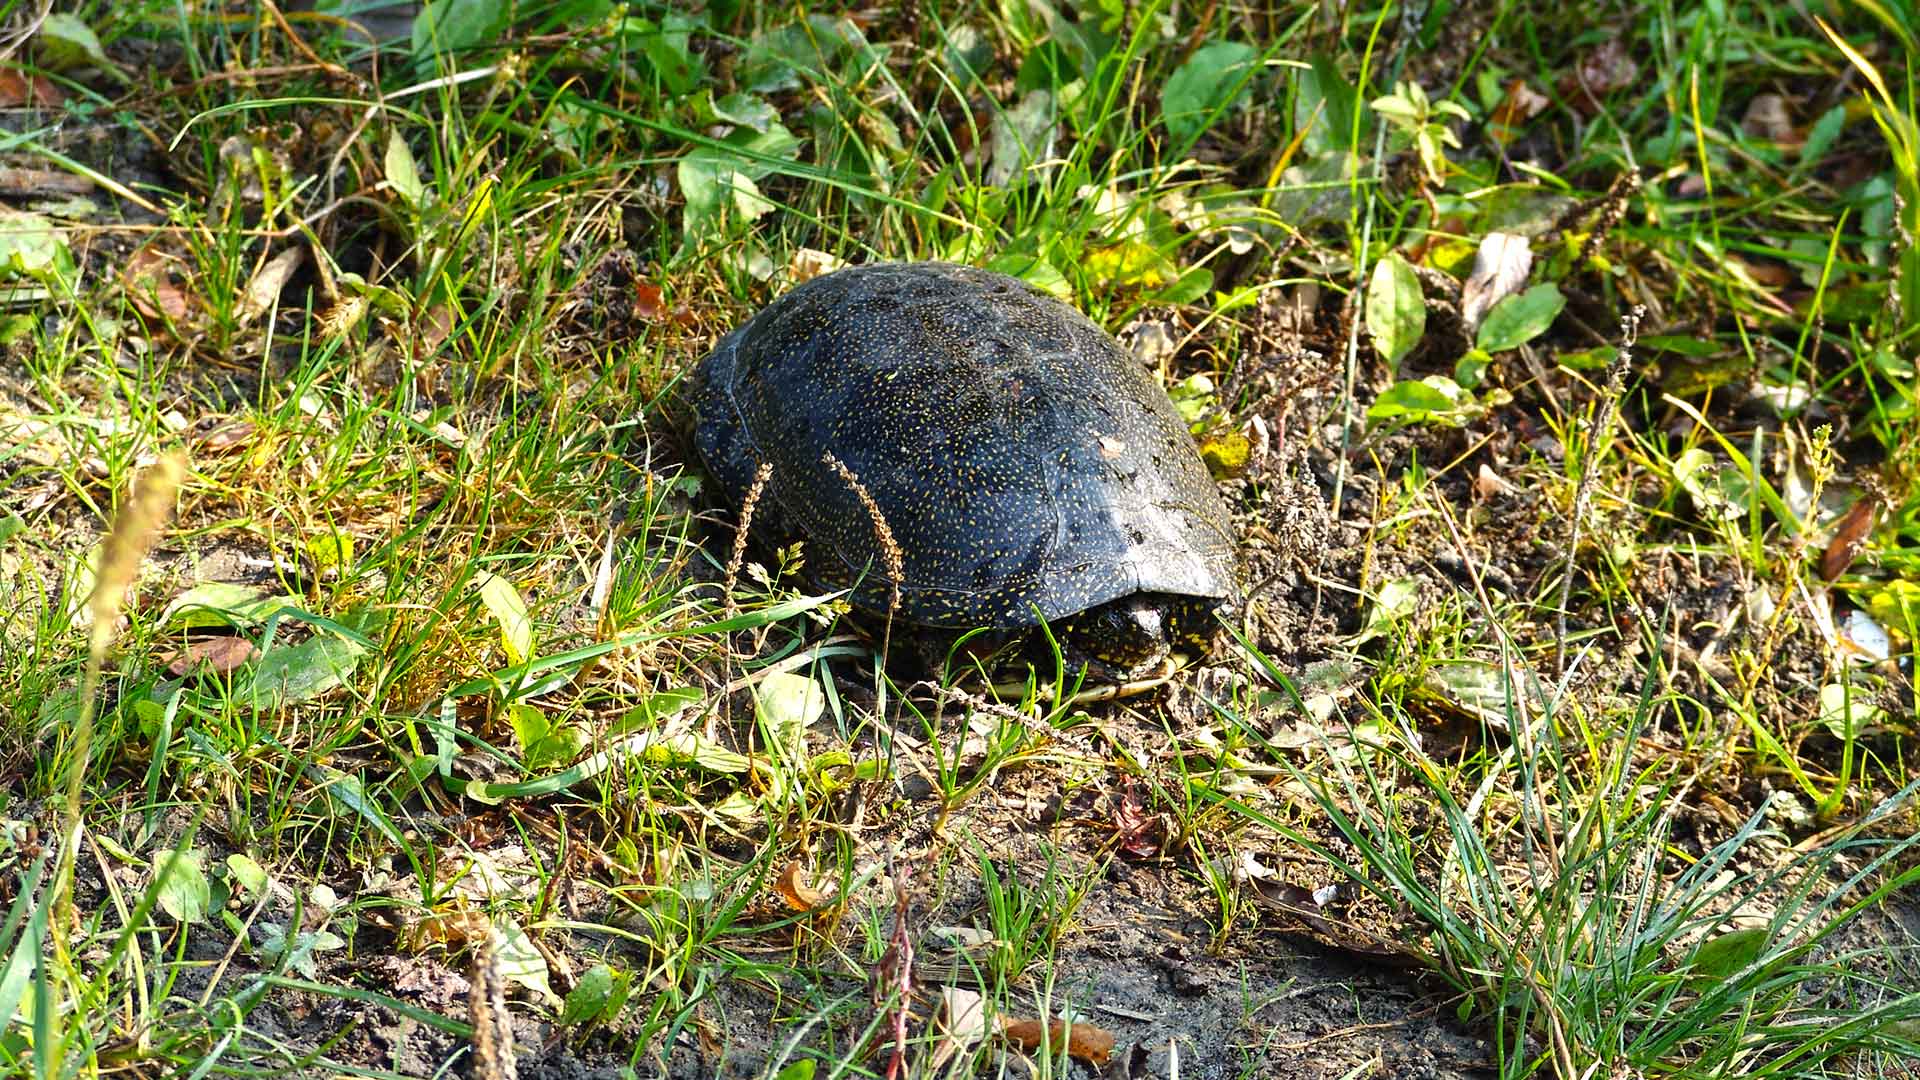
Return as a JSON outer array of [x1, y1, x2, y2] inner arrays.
[[689, 261, 1238, 686]]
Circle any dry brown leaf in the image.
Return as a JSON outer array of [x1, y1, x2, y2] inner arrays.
[[928, 987, 988, 1071], [787, 247, 846, 285], [0, 65, 65, 107], [122, 247, 193, 325], [1459, 232, 1533, 331], [166, 636, 259, 676], [634, 280, 666, 321], [194, 419, 257, 454], [1822, 499, 1877, 581], [1486, 79, 1549, 145], [1560, 38, 1638, 114], [1473, 463, 1513, 501], [0, 168, 93, 197], [773, 861, 834, 911], [238, 247, 305, 326], [1741, 93, 1803, 151], [1000, 1016, 1115, 1065]]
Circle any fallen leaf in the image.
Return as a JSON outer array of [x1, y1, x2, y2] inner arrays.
[[786, 247, 845, 284], [194, 419, 257, 453], [1741, 93, 1803, 151], [772, 861, 834, 911], [166, 635, 260, 677], [1000, 1016, 1115, 1066], [122, 248, 193, 324], [1486, 79, 1549, 145], [237, 246, 305, 326], [0, 66, 65, 107], [1472, 463, 1512, 501], [929, 987, 989, 1071], [0, 168, 92, 196], [634, 280, 665, 321], [1559, 38, 1637, 114], [1821, 498, 1877, 581], [1458, 232, 1533, 331]]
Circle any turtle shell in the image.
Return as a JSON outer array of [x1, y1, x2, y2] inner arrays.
[[691, 261, 1237, 629]]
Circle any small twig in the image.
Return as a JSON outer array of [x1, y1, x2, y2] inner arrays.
[[1555, 306, 1644, 674], [873, 852, 915, 1080]]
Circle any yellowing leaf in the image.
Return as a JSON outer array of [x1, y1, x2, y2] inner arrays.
[[474, 571, 533, 664]]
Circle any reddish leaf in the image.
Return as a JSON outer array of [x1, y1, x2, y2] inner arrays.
[[1486, 79, 1549, 146], [1000, 1017, 1115, 1065], [1822, 499, 1877, 581], [0, 65, 65, 107], [634, 280, 665, 321], [122, 248, 193, 325], [166, 636, 259, 677], [772, 861, 834, 911], [195, 419, 257, 454], [1559, 39, 1638, 115]]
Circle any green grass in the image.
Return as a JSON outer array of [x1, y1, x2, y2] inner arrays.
[[3, 0, 1920, 1077]]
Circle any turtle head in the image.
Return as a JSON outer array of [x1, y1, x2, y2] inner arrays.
[[1063, 593, 1225, 685]]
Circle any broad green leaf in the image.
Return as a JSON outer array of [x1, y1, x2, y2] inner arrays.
[[152, 848, 210, 924], [630, 12, 706, 95], [385, 131, 425, 209], [1367, 376, 1472, 426], [709, 92, 779, 132], [612, 686, 705, 736], [1366, 253, 1425, 368], [246, 634, 366, 710], [1476, 283, 1564, 352], [755, 672, 824, 758], [1162, 41, 1260, 144], [492, 919, 559, 1004], [37, 14, 120, 78], [474, 571, 533, 665], [411, 0, 509, 60], [1351, 577, 1421, 647], [510, 703, 589, 771], [1818, 682, 1886, 739], [0, 210, 73, 283], [1688, 926, 1770, 981], [737, 15, 869, 93], [559, 964, 616, 1026], [0, 514, 22, 548], [226, 853, 270, 898], [773, 1061, 818, 1080], [989, 90, 1056, 187], [1454, 348, 1493, 389], [310, 765, 403, 843], [160, 582, 299, 629], [1169, 373, 1218, 425]]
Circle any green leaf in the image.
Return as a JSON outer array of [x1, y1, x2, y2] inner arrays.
[[628, 13, 706, 95], [773, 1061, 818, 1080], [0, 513, 22, 547], [160, 583, 300, 629], [411, 0, 509, 60], [1454, 348, 1493, 389], [678, 124, 802, 237], [709, 92, 779, 132], [559, 964, 616, 1026], [1818, 682, 1886, 739], [755, 671, 824, 753], [492, 919, 559, 1005], [0, 210, 73, 284], [1366, 253, 1425, 368], [1351, 577, 1421, 647], [510, 703, 589, 771], [474, 571, 533, 665], [1799, 105, 1847, 170], [1367, 376, 1470, 426], [989, 90, 1056, 187], [612, 686, 705, 736], [246, 634, 366, 710], [1162, 41, 1260, 145], [1688, 926, 1770, 981], [37, 14, 123, 79], [152, 848, 210, 924], [737, 15, 869, 93], [1475, 282, 1564, 352], [385, 131, 425, 209], [226, 853, 270, 899]]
